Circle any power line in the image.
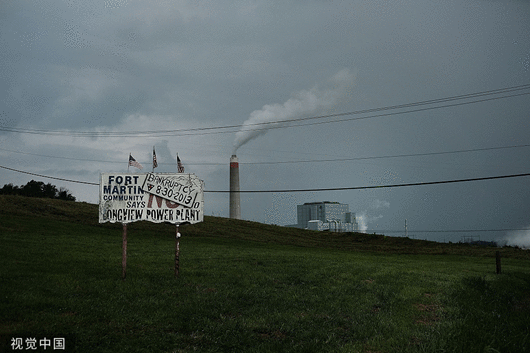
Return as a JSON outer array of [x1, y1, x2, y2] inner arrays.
[[1, 84, 529, 138], [1, 144, 529, 166], [0, 162, 526, 235], [243, 144, 530, 165], [0, 148, 119, 164], [0, 164, 98, 185], [279, 91, 530, 133], [1, 164, 528, 192], [204, 173, 530, 192], [1, 164, 529, 236]]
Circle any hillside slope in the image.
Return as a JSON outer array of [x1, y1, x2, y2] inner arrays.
[[1, 195, 528, 259]]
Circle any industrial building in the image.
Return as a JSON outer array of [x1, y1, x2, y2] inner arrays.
[[288, 201, 359, 232]]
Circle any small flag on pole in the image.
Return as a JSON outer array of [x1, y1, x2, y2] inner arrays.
[[177, 154, 185, 173], [152, 147, 158, 170], [129, 154, 143, 170]]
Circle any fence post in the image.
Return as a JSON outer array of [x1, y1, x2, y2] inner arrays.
[[496, 251, 501, 275]]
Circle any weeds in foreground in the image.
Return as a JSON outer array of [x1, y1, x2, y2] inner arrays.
[[1, 197, 529, 352]]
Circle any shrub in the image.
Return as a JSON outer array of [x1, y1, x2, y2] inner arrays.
[[0, 180, 76, 201]]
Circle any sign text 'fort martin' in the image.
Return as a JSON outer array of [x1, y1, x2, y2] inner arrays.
[[99, 173, 204, 224]]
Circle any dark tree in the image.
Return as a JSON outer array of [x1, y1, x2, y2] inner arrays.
[[43, 183, 58, 199], [57, 187, 76, 201], [0, 183, 20, 195], [21, 180, 46, 198], [0, 180, 76, 201]]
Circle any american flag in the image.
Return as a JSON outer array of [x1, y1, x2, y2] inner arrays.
[[177, 154, 185, 173], [129, 154, 143, 170], [152, 147, 158, 169]]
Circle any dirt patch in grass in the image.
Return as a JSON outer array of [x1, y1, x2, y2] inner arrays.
[[414, 303, 441, 326]]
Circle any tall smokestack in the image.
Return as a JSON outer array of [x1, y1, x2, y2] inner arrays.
[[229, 155, 241, 219]]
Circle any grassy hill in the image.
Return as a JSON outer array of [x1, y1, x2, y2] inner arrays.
[[1, 195, 529, 352], [1, 195, 528, 258]]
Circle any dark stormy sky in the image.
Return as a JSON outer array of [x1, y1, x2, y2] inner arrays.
[[1, 0, 529, 245]]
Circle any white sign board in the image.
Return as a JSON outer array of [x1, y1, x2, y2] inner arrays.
[[142, 172, 202, 208], [99, 173, 204, 224]]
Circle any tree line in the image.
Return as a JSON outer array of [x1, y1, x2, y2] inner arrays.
[[0, 180, 76, 201]]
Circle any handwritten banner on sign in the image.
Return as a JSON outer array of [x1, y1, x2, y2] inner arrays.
[[142, 173, 203, 208], [99, 173, 204, 224]]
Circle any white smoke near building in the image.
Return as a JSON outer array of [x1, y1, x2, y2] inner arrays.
[[357, 199, 390, 233], [233, 68, 354, 153], [357, 212, 368, 232], [503, 228, 530, 249]]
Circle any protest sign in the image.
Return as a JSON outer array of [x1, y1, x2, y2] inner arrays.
[[99, 173, 204, 224], [142, 172, 202, 208]]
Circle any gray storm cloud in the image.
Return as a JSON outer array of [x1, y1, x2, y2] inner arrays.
[[233, 69, 354, 153]]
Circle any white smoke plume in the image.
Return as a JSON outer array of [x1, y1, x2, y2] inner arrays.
[[233, 69, 354, 153], [357, 199, 390, 233], [503, 228, 530, 249], [357, 212, 368, 232]]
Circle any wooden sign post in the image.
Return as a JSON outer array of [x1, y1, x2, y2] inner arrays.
[[175, 225, 181, 278], [122, 223, 128, 279], [99, 172, 203, 279], [496, 251, 501, 275]]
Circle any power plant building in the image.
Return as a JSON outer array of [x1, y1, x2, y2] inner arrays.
[[289, 201, 359, 232]]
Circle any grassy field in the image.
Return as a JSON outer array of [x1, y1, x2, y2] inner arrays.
[[1, 195, 529, 352]]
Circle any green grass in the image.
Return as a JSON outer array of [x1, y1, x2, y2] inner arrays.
[[1, 195, 529, 352]]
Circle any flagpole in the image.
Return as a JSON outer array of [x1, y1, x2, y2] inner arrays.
[[176, 153, 184, 173], [124, 153, 130, 280]]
